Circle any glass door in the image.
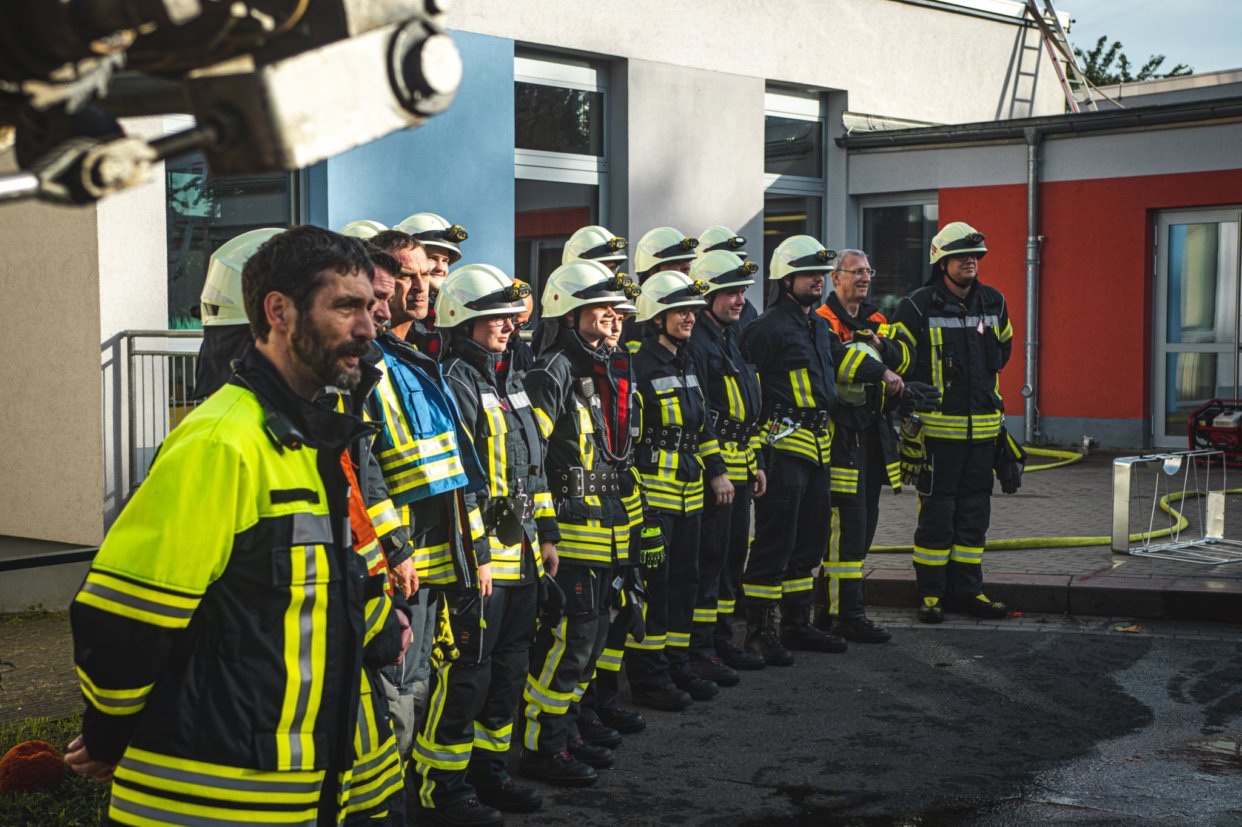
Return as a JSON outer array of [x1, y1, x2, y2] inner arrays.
[[1153, 208, 1242, 446]]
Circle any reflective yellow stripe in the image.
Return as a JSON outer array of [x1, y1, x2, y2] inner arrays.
[[533, 490, 555, 520], [534, 407, 555, 440], [723, 375, 745, 420], [367, 499, 400, 539], [997, 319, 1013, 343], [921, 412, 1003, 441], [76, 667, 151, 716], [913, 545, 950, 566], [950, 544, 984, 565], [484, 406, 509, 498], [742, 582, 781, 600], [666, 630, 690, 648], [929, 327, 944, 391], [473, 722, 512, 753], [837, 347, 865, 385], [782, 576, 813, 595], [829, 466, 859, 495], [790, 368, 816, 408], [277, 542, 329, 771], [76, 570, 200, 630]]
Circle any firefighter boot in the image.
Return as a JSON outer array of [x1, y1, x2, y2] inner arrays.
[[780, 605, 848, 653], [743, 604, 795, 667]]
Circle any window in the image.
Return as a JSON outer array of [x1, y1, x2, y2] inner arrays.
[[763, 89, 825, 296], [860, 198, 939, 317], [514, 52, 609, 316], [164, 116, 296, 328]]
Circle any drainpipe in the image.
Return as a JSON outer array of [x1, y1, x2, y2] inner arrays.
[[1022, 127, 1043, 445]]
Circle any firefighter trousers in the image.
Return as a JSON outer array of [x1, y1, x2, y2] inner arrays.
[[913, 437, 994, 600], [818, 424, 887, 619], [523, 564, 608, 755], [712, 483, 752, 649], [581, 566, 628, 722], [412, 581, 536, 808], [625, 510, 701, 689], [743, 452, 831, 614], [692, 487, 733, 657]]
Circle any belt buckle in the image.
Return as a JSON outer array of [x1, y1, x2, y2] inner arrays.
[[566, 467, 585, 498]]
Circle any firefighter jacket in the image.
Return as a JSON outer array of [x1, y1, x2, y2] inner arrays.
[[442, 335, 560, 586], [893, 276, 1013, 442], [684, 311, 765, 486], [526, 324, 636, 568], [742, 291, 889, 466], [816, 292, 914, 492], [371, 330, 487, 589], [631, 334, 721, 514], [71, 348, 385, 826]]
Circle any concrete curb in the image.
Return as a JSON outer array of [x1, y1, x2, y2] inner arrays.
[[864, 568, 1242, 623]]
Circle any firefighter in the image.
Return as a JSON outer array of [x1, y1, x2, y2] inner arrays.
[[507, 278, 537, 372], [394, 212, 469, 357], [410, 265, 560, 824], [624, 227, 698, 349], [563, 224, 629, 273], [67, 227, 395, 825], [812, 249, 924, 643], [893, 222, 1014, 623], [368, 230, 488, 778], [625, 270, 728, 705], [696, 226, 758, 328], [740, 235, 901, 666], [684, 250, 767, 673], [520, 260, 634, 786]]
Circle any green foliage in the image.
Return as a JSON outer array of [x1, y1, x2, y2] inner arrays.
[[0, 716, 110, 827], [1074, 35, 1192, 86]]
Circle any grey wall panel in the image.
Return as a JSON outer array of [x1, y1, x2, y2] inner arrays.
[[1042, 123, 1242, 182], [624, 58, 765, 303], [848, 143, 1027, 195]]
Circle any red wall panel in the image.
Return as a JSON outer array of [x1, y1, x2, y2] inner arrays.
[[938, 169, 1242, 421]]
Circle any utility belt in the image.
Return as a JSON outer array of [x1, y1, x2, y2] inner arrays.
[[710, 411, 753, 445], [642, 425, 694, 453], [551, 466, 622, 498], [768, 403, 832, 434]]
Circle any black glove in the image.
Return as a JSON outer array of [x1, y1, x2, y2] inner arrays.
[[622, 567, 647, 643], [537, 572, 566, 628], [897, 381, 942, 418], [994, 426, 1028, 495]]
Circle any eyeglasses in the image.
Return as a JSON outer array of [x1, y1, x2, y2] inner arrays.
[[486, 314, 518, 328], [836, 267, 876, 278]]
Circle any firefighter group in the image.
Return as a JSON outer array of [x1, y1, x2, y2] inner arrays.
[[67, 215, 1026, 827]]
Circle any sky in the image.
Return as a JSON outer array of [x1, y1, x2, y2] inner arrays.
[[1064, 0, 1242, 75]]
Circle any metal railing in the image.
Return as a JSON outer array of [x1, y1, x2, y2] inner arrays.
[[122, 330, 203, 495]]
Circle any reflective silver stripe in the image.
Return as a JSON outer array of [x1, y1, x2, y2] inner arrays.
[[288, 545, 318, 767], [508, 389, 531, 409], [112, 796, 304, 827], [927, 314, 1000, 328], [357, 697, 372, 755], [651, 375, 693, 391], [480, 392, 503, 409], [118, 756, 322, 794], [78, 581, 196, 622], [292, 512, 333, 544]]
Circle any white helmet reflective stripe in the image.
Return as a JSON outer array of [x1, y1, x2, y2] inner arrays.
[[339, 219, 388, 239], [635, 271, 709, 323], [436, 264, 529, 327], [697, 226, 749, 259], [200, 228, 284, 326], [542, 259, 627, 318], [394, 212, 468, 263], [769, 234, 835, 281], [635, 227, 698, 274], [929, 221, 987, 264], [690, 250, 758, 294], [563, 225, 628, 264]]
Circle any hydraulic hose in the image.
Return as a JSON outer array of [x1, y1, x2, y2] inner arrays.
[[870, 446, 1231, 552]]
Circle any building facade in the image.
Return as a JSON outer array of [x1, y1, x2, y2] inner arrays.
[[10, 0, 1211, 564]]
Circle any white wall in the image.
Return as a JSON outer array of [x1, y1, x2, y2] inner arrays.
[[453, 0, 1066, 124]]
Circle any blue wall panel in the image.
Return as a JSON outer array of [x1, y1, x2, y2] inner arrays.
[[316, 31, 515, 272]]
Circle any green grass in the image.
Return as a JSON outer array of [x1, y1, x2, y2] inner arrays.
[[0, 715, 110, 827]]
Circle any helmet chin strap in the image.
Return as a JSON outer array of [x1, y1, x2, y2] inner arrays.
[[943, 266, 974, 291]]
